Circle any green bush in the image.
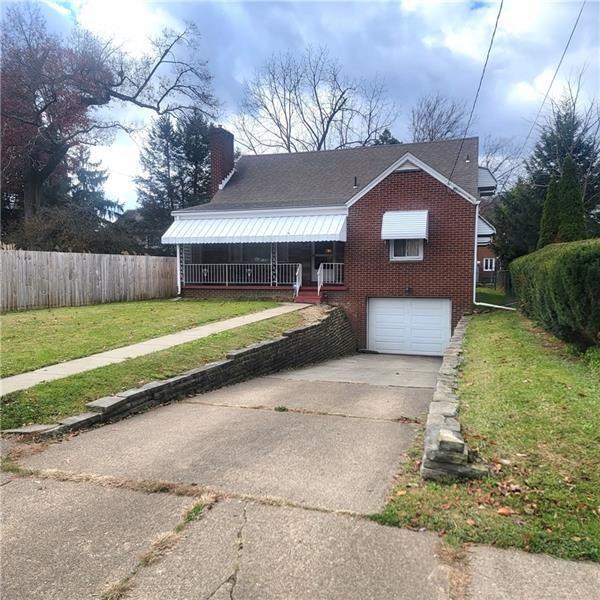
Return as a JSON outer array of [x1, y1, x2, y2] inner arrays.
[[510, 239, 600, 348]]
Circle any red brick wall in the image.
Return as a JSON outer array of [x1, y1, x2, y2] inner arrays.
[[210, 127, 234, 197], [477, 245, 497, 283], [326, 170, 476, 347], [182, 286, 294, 302]]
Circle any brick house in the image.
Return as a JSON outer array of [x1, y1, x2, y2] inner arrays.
[[162, 127, 496, 355], [476, 214, 499, 284]]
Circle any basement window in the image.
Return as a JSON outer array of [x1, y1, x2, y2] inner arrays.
[[389, 239, 423, 262]]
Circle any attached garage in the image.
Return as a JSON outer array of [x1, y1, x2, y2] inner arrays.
[[367, 298, 451, 356]]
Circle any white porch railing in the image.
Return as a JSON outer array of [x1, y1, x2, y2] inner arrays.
[[293, 263, 302, 297], [184, 263, 301, 286], [320, 262, 344, 285], [277, 263, 299, 285], [183, 261, 344, 289], [318, 262, 344, 295], [317, 264, 324, 296]]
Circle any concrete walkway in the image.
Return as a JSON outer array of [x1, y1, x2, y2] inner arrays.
[[0, 303, 306, 395], [3, 354, 599, 599]]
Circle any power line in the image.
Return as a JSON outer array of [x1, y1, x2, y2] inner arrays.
[[515, 2, 587, 158], [499, 0, 587, 195], [448, 0, 504, 184]]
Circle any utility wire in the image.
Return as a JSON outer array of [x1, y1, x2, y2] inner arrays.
[[498, 0, 587, 195], [448, 0, 504, 184]]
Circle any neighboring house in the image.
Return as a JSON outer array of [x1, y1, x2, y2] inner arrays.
[[476, 214, 499, 285], [162, 127, 496, 355]]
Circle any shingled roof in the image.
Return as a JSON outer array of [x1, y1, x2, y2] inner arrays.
[[177, 137, 479, 213]]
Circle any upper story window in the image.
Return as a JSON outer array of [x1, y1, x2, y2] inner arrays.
[[389, 239, 423, 262], [483, 257, 496, 271], [381, 210, 428, 263]]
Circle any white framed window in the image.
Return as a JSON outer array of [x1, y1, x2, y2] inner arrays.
[[483, 257, 496, 271], [389, 239, 423, 262]]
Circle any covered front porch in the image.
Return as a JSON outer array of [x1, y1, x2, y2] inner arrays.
[[162, 207, 348, 297], [178, 241, 344, 293]]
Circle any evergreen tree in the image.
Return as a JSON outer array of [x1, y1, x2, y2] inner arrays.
[[494, 89, 599, 264], [492, 179, 543, 263], [537, 177, 560, 248], [69, 147, 122, 220], [136, 116, 185, 213], [4, 149, 139, 253], [557, 154, 586, 242], [178, 110, 211, 204], [135, 114, 211, 252], [526, 95, 600, 236], [373, 128, 400, 145]]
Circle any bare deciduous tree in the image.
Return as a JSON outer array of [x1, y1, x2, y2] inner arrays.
[[409, 93, 468, 143], [234, 47, 397, 153], [481, 135, 523, 191], [1, 4, 217, 223]]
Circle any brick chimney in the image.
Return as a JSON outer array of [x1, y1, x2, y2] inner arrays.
[[210, 126, 234, 197]]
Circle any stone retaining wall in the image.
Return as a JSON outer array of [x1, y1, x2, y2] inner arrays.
[[420, 316, 487, 481], [6, 307, 356, 437]]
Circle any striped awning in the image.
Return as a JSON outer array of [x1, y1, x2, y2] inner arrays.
[[162, 213, 347, 244], [381, 210, 429, 240]]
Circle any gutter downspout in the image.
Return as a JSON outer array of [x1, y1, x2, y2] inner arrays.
[[472, 202, 516, 312]]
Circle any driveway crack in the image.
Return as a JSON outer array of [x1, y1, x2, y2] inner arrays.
[[204, 502, 248, 600], [230, 502, 248, 599]]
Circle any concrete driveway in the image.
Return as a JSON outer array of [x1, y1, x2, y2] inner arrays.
[[15, 354, 439, 514], [4, 353, 599, 599]]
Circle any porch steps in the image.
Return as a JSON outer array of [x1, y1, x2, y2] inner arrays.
[[295, 288, 323, 304]]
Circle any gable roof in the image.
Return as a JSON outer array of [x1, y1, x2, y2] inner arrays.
[[477, 215, 496, 236], [176, 137, 480, 213]]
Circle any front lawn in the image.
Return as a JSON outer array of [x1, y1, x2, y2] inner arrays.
[[1, 299, 279, 377], [374, 311, 600, 562], [1, 310, 305, 430]]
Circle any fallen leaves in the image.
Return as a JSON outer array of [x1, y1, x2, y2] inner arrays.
[[497, 506, 517, 516]]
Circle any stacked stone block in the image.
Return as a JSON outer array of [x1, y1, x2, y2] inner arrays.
[[420, 316, 487, 481]]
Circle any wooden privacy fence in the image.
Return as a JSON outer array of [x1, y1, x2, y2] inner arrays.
[[1, 250, 177, 311]]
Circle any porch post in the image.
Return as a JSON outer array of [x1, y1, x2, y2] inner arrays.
[[271, 243, 277, 286], [176, 244, 182, 296]]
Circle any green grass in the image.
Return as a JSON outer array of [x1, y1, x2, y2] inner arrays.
[[475, 286, 515, 307], [0, 299, 279, 377], [374, 311, 600, 562], [0, 311, 304, 430]]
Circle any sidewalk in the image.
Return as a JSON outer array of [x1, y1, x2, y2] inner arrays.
[[1, 303, 307, 395]]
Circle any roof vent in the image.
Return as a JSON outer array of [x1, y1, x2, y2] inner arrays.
[[353, 176, 358, 189]]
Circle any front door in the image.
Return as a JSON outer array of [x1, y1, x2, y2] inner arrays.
[[311, 242, 335, 282]]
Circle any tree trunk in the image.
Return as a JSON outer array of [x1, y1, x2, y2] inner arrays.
[[23, 175, 43, 223], [23, 143, 70, 224]]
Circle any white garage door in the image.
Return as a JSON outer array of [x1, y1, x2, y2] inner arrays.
[[367, 298, 451, 356]]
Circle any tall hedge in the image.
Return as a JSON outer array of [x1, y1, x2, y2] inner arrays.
[[510, 239, 600, 348]]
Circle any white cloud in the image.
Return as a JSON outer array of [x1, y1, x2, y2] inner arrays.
[[68, 0, 182, 57], [508, 68, 558, 105], [40, 0, 72, 17], [90, 132, 142, 209]]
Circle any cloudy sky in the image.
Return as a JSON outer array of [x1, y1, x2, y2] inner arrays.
[[38, 0, 599, 208]]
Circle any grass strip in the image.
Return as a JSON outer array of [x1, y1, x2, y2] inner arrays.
[[374, 311, 600, 562], [1, 311, 303, 429], [1, 298, 279, 377]]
